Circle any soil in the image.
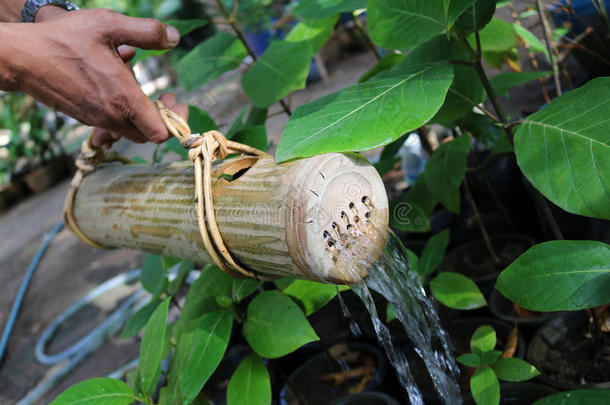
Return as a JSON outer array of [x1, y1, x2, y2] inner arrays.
[[540, 328, 610, 386], [281, 343, 384, 405]]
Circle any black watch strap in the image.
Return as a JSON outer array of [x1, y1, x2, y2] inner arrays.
[[21, 0, 80, 23]]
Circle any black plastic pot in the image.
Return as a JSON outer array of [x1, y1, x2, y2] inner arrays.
[[440, 234, 535, 295], [463, 383, 558, 405], [330, 391, 401, 405], [489, 290, 563, 335], [527, 312, 610, 390], [279, 343, 387, 405]]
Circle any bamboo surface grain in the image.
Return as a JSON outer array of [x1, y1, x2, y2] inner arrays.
[[72, 153, 389, 283]]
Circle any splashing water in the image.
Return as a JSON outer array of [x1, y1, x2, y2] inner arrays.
[[338, 230, 462, 404]]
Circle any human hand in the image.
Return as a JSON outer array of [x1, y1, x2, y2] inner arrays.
[[93, 93, 188, 149], [10, 9, 181, 144]]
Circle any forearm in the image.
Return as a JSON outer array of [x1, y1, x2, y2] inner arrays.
[[0, 0, 25, 22], [0, 23, 26, 90]]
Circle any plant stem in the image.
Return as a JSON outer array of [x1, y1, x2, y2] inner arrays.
[[214, 0, 292, 116], [351, 13, 381, 60], [535, 0, 562, 96], [509, 3, 551, 103], [464, 176, 501, 265], [461, 27, 565, 241], [469, 154, 519, 233], [534, 191, 564, 240]]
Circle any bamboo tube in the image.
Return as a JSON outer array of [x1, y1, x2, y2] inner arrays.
[[71, 153, 389, 283]]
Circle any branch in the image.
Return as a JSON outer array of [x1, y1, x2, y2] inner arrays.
[[535, 0, 562, 96], [215, 0, 292, 116]]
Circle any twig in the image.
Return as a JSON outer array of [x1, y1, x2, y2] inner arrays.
[[468, 154, 519, 233], [464, 175, 501, 265], [214, 0, 292, 116], [534, 191, 564, 240], [509, 3, 551, 103], [458, 7, 565, 242], [350, 13, 381, 60], [535, 0, 562, 96]]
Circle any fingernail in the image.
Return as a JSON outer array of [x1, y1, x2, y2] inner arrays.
[[166, 25, 180, 47]]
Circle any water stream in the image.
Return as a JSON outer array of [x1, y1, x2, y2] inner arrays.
[[343, 232, 462, 404]]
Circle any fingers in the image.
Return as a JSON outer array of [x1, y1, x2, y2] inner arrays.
[[159, 93, 189, 121], [101, 10, 180, 50], [117, 45, 136, 62]]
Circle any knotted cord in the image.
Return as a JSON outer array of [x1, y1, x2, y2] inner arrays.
[[64, 101, 272, 280]]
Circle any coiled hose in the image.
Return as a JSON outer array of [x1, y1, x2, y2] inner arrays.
[[0, 219, 148, 405]]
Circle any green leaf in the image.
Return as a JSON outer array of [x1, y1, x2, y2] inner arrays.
[[227, 354, 271, 405], [489, 71, 551, 97], [495, 240, 610, 311], [49, 378, 135, 405], [283, 280, 339, 316], [480, 350, 502, 366], [373, 133, 407, 176], [359, 53, 405, 83], [293, 0, 366, 19], [138, 297, 170, 395], [168, 260, 195, 296], [176, 265, 233, 335], [470, 367, 500, 405], [133, 19, 209, 63], [513, 23, 549, 61], [168, 310, 233, 405], [245, 107, 268, 127], [453, 0, 496, 36], [423, 135, 471, 213], [405, 248, 419, 274], [140, 254, 167, 298], [232, 279, 261, 302], [405, 176, 438, 216], [120, 300, 162, 338], [469, 18, 519, 53], [226, 108, 247, 139], [188, 106, 218, 133], [430, 272, 487, 310], [368, 0, 446, 50], [276, 63, 454, 162], [178, 32, 247, 91], [458, 113, 510, 154], [514, 77, 610, 220], [396, 35, 484, 124], [492, 358, 540, 382], [533, 389, 610, 405], [456, 352, 481, 368], [389, 199, 431, 233], [471, 325, 496, 353], [244, 291, 319, 358], [419, 229, 450, 276], [446, 0, 476, 28], [242, 40, 313, 108], [230, 125, 268, 150], [386, 303, 396, 322], [286, 16, 337, 53]]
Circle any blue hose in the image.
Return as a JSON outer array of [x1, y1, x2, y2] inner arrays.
[[0, 220, 64, 365]]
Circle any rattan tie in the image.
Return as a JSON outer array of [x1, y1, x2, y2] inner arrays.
[[63, 101, 272, 280]]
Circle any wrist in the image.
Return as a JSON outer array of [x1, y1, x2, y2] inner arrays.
[[34, 5, 68, 22]]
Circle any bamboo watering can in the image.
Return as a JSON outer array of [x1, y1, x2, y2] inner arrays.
[[64, 104, 389, 284]]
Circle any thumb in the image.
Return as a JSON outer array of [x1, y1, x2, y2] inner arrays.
[[102, 11, 180, 50]]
